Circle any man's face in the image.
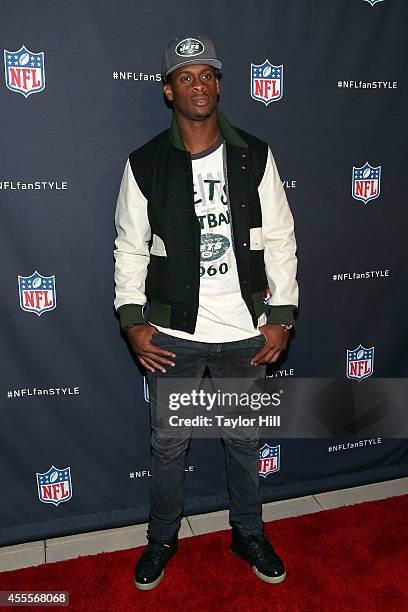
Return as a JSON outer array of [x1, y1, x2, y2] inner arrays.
[[163, 64, 220, 121]]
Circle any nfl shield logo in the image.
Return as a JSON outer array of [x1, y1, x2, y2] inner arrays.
[[18, 271, 56, 316], [346, 344, 375, 381], [36, 465, 72, 506], [4, 45, 45, 97], [251, 61, 283, 105], [259, 443, 280, 478], [352, 162, 381, 205], [364, 0, 384, 5]]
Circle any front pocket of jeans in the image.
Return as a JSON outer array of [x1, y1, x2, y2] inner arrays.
[[248, 334, 266, 346]]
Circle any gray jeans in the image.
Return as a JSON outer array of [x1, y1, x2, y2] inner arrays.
[[145, 331, 267, 542]]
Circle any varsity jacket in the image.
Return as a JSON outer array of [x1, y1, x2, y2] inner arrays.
[[114, 110, 298, 333]]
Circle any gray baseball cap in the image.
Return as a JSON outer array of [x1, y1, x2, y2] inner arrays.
[[162, 35, 223, 81]]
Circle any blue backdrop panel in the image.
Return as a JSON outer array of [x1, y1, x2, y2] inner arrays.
[[1, 0, 407, 546]]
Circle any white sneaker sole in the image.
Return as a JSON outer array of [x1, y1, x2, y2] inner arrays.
[[253, 565, 287, 584], [134, 570, 164, 591]]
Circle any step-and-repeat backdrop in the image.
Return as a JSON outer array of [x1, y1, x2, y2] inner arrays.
[[1, 0, 407, 545]]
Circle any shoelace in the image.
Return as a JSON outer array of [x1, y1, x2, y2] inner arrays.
[[143, 542, 172, 569], [247, 535, 277, 563]]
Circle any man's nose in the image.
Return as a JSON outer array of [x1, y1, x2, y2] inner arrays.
[[193, 77, 206, 90]]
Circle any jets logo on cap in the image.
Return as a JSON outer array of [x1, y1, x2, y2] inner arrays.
[[175, 38, 204, 57]]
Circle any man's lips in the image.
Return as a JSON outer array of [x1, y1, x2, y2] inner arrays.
[[191, 95, 209, 106]]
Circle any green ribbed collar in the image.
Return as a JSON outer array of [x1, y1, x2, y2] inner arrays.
[[169, 109, 248, 151]]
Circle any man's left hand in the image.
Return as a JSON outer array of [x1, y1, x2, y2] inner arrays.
[[250, 324, 291, 366]]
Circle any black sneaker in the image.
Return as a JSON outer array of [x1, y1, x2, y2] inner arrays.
[[230, 529, 286, 584], [134, 534, 178, 591]]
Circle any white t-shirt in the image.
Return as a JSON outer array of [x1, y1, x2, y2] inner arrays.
[[154, 138, 266, 342]]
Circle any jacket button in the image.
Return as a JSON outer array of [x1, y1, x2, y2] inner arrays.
[[182, 321, 188, 327], [185, 284, 191, 289], [187, 208, 192, 213], [186, 247, 192, 253], [241, 166, 246, 170], [241, 203, 246, 208], [241, 153, 247, 158], [243, 242, 247, 247], [183, 311, 189, 318], [243, 280, 248, 285]]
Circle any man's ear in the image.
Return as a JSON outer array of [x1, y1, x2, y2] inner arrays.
[[163, 82, 173, 102]]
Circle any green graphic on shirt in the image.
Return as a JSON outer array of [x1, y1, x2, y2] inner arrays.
[[200, 233, 230, 262], [194, 179, 228, 205], [196, 210, 230, 230]]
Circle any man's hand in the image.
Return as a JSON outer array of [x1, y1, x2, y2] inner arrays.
[[125, 325, 176, 373], [250, 324, 291, 366]]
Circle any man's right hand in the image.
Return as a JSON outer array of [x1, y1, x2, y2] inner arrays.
[[125, 325, 176, 373]]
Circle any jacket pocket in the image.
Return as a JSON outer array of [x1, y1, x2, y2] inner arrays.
[[249, 227, 263, 250], [150, 234, 167, 257]]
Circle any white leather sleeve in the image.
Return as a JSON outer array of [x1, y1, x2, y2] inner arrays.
[[113, 159, 151, 310], [258, 147, 299, 307]]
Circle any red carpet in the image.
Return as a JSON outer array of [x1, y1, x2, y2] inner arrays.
[[1, 495, 408, 612]]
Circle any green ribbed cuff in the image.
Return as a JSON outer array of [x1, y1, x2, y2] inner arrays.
[[266, 305, 295, 326], [117, 304, 145, 330]]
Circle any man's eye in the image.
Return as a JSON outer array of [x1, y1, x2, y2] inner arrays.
[[181, 75, 191, 82], [202, 73, 212, 80]]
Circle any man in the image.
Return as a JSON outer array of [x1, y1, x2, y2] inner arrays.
[[114, 34, 298, 590]]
